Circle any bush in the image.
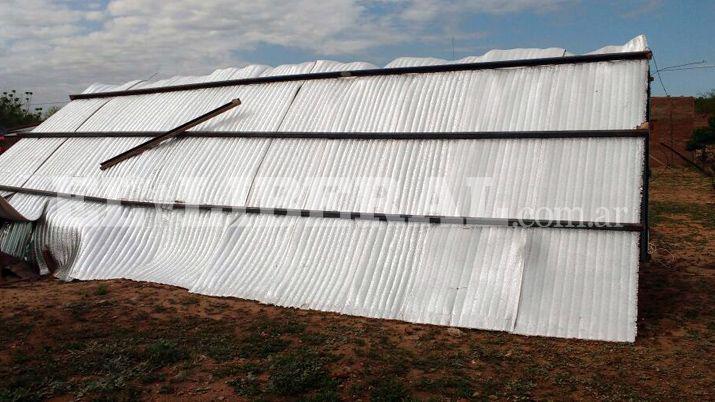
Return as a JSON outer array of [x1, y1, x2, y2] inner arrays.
[[687, 117, 715, 151], [695, 89, 715, 115], [147, 339, 186, 367], [0, 90, 42, 130], [267, 350, 333, 395]]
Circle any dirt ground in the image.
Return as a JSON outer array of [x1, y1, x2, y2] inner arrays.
[[0, 167, 713, 401]]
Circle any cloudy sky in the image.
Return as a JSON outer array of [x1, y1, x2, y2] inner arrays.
[[2, 0, 714, 107]]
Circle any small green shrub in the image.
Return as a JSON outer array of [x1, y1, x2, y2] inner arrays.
[[147, 339, 185, 367], [267, 350, 333, 395], [94, 284, 109, 296], [370, 378, 411, 402]]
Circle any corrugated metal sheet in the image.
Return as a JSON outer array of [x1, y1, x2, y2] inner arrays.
[[279, 61, 647, 132], [0, 36, 649, 342], [0, 221, 33, 258], [514, 228, 639, 341], [1, 60, 647, 219], [23, 197, 637, 341], [193, 214, 528, 332], [40, 203, 233, 288], [249, 137, 644, 222], [192, 213, 637, 341], [0, 79, 145, 198]]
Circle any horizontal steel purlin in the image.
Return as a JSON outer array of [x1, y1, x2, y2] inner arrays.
[[8, 129, 649, 140], [68, 51, 652, 100], [0, 184, 643, 232]]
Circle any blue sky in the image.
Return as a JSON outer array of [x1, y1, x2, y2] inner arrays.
[[1, 0, 713, 105]]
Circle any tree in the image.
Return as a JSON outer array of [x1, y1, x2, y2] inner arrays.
[[687, 115, 715, 181], [687, 116, 715, 150], [689, 89, 715, 154], [694, 89, 715, 115], [0, 90, 42, 131]]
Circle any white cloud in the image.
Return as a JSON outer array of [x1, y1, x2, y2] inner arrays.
[[400, 0, 575, 22], [0, 0, 574, 105]]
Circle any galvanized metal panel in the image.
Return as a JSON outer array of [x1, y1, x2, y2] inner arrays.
[[76, 82, 302, 132], [249, 137, 644, 222], [0, 99, 111, 190], [2, 59, 647, 219], [0, 80, 144, 203], [23, 195, 637, 341], [0, 221, 33, 258], [192, 214, 528, 331], [28, 198, 234, 287], [278, 61, 648, 132], [514, 229, 639, 342], [0, 37, 648, 342], [82, 80, 144, 94], [0, 138, 66, 190]]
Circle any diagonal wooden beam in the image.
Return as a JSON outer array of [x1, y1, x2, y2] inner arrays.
[[99, 98, 241, 170]]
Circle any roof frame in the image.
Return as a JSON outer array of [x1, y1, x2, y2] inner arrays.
[[68, 51, 652, 100]]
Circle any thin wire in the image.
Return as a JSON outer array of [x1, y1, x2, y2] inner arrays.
[[651, 53, 669, 96], [659, 65, 715, 72], [657, 59, 706, 72]]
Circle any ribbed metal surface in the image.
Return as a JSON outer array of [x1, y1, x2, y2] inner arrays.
[[0, 138, 66, 190], [193, 214, 527, 331], [0, 36, 649, 341], [78, 82, 302, 132], [0, 81, 143, 197], [43, 203, 233, 289], [2, 59, 647, 219], [514, 228, 639, 342], [33, 99, 111, 132], [25, 197, 637, 341], [279, 61, 647, 132], [0, 221, 33, 258], [82, 80, 144, 94], [249, 137, 644, 222], [191, 213, 637, 341]]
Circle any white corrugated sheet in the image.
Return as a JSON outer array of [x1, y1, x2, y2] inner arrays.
[[0, 59, 648, 221], [249, 137, 644, 222], [0, 36, 649, 342]]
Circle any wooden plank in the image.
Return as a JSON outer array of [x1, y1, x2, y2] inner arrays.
[[99, 98, 241, 170]]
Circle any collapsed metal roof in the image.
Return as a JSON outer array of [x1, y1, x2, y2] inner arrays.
[[0, 35, 650, 342]]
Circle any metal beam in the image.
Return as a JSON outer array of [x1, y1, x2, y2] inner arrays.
[[0, 184, 643, 232], [69, 51, 652, 100], [99, 98, 241, 170], [8, 129, 649, 140]]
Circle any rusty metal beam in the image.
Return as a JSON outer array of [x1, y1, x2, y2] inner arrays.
[[99, 98, 241, 170]]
